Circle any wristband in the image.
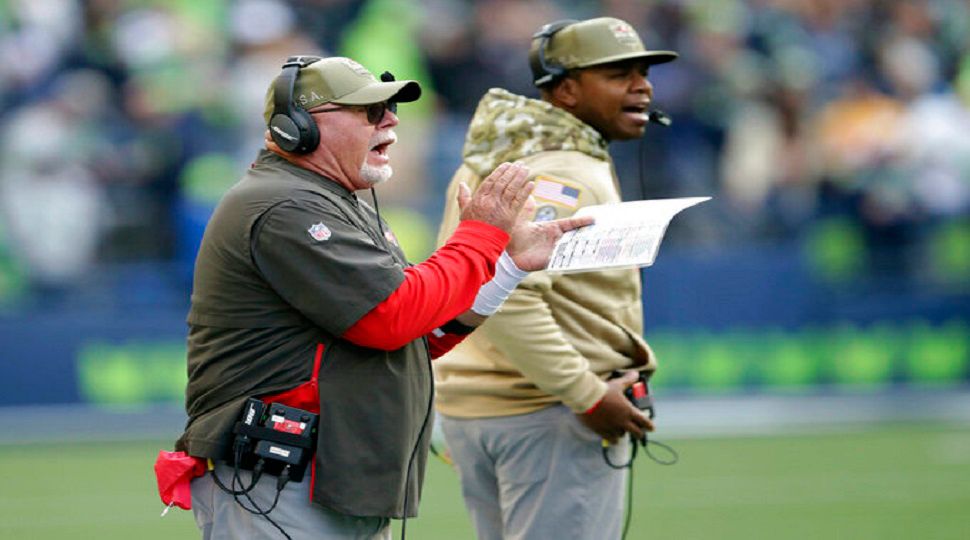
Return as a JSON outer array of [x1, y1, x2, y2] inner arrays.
[[438, 318, 477, 336], [471, 251, 529, 316]]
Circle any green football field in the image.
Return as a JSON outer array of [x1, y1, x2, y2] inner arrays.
[[1, 423, 968, 539]]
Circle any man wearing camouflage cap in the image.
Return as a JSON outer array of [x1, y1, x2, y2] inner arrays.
[[434, 17, 678, 539], [170, 55, 589, 539]]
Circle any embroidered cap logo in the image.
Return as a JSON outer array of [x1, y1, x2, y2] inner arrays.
[[610, 22, 639, 45]]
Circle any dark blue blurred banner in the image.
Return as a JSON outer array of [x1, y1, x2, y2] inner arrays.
[[1, 245, 966, 407]]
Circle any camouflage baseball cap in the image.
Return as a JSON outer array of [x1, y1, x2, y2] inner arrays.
[[530, 17, 678, 86], [263, 56, 421, 124]]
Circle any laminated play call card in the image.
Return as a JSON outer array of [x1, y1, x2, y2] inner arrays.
[[547, 197, 711, 273]]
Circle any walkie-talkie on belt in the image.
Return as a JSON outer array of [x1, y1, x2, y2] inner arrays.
[[624, 373, 654, 421], [604, 370, 677, 467], [232, 398, 318, 482], [209, 398, 319, 539]]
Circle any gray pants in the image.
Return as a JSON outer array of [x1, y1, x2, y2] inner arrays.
[[191, 462, 391, 539], [440, 405, 630, 540]]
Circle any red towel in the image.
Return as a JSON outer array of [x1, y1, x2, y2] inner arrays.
[[154, 450, 207, 511]]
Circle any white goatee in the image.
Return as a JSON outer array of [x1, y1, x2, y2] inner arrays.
[[360, 163, 393, 185]]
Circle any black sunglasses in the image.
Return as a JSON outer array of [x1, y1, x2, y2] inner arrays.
[[311, 101, 397, 125]]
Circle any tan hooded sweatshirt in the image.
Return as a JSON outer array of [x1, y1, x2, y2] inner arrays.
[[434, 89, 657, 418]]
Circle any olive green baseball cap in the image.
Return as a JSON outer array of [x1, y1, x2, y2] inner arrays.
[[530, 17, 678, 86], [263, 56, 421, 124]]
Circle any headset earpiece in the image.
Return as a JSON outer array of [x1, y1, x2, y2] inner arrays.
[[269, 56, 322, 154], [531, 19, 578, 87]]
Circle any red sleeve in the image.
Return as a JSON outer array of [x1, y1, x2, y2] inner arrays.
[[341, 220, 508, 350], [427, 331, 469, 359]]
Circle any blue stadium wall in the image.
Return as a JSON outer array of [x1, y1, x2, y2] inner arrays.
[[0, 245, 967, 407]]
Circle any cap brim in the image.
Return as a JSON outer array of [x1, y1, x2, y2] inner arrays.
[[576, 50, 679, 69], [334, 80, 422, 105]]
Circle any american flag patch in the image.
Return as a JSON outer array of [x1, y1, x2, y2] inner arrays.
[[533, 177, 581, 208]]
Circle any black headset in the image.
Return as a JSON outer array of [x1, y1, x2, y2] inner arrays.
[[269, 55, 323, 154], [530, 19, 579, 87]]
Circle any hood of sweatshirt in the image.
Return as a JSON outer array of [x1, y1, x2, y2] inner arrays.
[[461, 88, 608, 178]]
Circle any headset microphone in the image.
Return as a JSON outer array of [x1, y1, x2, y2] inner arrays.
[[635, 109, 672, 202], [647, 110, 672, 127]]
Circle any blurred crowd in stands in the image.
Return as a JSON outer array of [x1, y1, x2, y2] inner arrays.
[[0, 0, 968, 301]]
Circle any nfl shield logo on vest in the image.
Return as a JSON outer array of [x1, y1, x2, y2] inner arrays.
[[307, 222, 332, 242], [384, 229, 399, 247]]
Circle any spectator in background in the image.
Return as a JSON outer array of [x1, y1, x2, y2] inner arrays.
[[420, 0, 561, 114], [433, 17, 674, 540], [721, 80, 818, 238], [879, 31, 970, 222], [0, 78, 109, 289]]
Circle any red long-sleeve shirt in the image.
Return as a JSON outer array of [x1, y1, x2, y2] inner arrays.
[[342, 220, 508, 356]]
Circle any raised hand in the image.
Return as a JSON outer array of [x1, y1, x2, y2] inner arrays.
[[457, 162, 534, 233], [506, 194, 593, 272]]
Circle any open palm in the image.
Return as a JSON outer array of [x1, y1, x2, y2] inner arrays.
[[507, 198, 593, 272]]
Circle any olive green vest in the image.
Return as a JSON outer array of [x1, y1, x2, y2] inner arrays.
[[178, 151, 431, 518]]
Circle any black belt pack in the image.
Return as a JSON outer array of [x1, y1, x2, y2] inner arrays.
[[231, 398, 318, 482]]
